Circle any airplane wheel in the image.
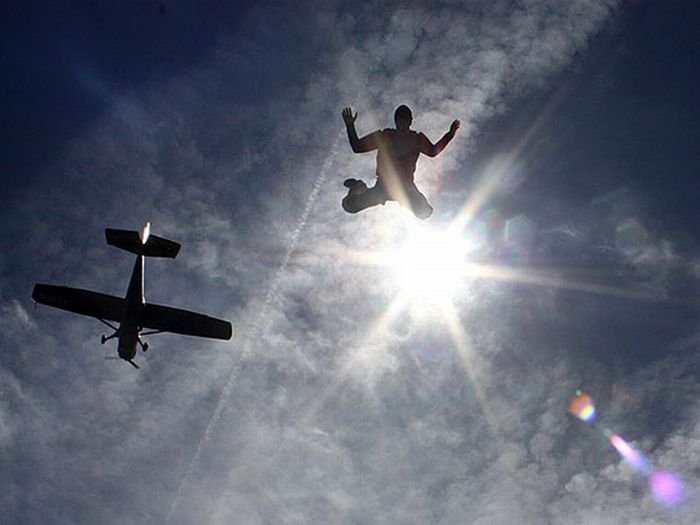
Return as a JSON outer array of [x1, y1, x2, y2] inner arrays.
[[101, 335, 107, 344], [143, 343, 149, 352]]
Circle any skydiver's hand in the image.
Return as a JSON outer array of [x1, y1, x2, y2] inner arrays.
[[449, 119, 461, 136], [342, 107, 357, 127]]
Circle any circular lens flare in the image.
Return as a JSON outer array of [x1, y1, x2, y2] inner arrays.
[[569, 392, 596, 422], [649, 471, 684, 506]]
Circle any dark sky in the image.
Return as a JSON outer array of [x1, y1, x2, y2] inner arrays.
[[2, 2, 257, 198], [2, 1, 700, 523]]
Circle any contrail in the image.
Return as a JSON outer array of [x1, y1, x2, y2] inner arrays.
[[261, 132, 343, 313], [166, 131, 342, 523]]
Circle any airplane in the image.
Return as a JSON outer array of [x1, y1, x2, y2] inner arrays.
[[32, 223, 233, 369]]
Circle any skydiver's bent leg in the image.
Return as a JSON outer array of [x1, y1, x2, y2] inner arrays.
[[402, 184, 433, 220], [342, 180, 388, 214]]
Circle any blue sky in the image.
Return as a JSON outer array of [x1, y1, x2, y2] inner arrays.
[[2, 1, 700, 523]]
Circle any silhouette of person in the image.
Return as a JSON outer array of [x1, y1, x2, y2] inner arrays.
[[341, 105, 460, 220]]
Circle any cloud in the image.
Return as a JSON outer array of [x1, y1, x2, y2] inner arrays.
[[0, 299, 35, 335]]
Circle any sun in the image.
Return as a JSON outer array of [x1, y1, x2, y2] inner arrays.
[[386, 224, 475, 307]]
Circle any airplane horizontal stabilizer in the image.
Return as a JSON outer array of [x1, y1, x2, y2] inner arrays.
[[105, 228, 181, 258], [32, 284, 125, 322]]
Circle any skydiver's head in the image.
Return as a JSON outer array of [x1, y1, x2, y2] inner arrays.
[[394, 105, 413, 130]]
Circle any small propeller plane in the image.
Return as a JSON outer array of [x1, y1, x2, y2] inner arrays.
[[32, 223, 233, 369]]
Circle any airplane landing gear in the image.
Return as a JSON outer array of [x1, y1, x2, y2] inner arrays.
[[98, 319, 119, 345]]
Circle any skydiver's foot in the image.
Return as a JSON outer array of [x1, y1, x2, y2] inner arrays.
[[343, 178, 368, 194]]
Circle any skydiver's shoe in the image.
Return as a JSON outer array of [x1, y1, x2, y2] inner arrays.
[[343, 178, 368, 194]]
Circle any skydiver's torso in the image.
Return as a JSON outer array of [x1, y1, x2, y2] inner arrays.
[[375, 129, 421, 185]]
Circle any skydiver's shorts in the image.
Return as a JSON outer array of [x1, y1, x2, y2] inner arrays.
[[342, 179, 433, 220]]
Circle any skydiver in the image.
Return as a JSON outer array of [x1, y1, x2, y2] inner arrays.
[[341, 105, 460, 220]]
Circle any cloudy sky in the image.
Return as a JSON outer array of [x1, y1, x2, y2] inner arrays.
[[2, 1, 700, 523]]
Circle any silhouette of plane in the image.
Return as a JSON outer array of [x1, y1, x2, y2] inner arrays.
[[32, 223, 233, 369]]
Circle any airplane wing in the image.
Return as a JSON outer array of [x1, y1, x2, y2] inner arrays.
[[32, 284, 125, 322], [140, 303, 233, 340]]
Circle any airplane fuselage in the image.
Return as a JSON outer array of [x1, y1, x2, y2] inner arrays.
[[117, 254, 145, 362]]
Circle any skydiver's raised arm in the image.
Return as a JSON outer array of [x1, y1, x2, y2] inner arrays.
[[342, 107, 380, 153], [418, 119, 461, 158]]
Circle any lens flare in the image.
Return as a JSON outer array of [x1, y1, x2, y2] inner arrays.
[[609, 433, 649, 474], [649, 471, 684, 506], [570, 392, 684, 508], [569, 392, 596, 422], [616, 219, 648, 256]]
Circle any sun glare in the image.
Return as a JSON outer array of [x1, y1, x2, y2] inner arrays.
[[387, 226, 473, 305]]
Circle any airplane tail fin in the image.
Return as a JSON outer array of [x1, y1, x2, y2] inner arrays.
[[105, 224, 181, 258]]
